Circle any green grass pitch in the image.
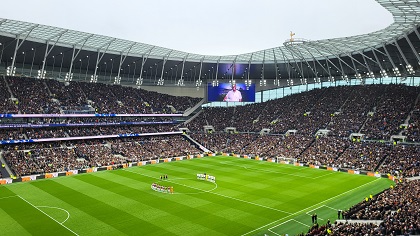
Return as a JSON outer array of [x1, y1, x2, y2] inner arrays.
[[0, 156, 393, 235]]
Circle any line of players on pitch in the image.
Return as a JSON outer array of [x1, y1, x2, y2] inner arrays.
[[151, 174, 174, 194], [196, 173, 216, 182], [151, 182, 174, 194]]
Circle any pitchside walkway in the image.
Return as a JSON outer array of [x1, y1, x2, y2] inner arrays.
[[335, 219, 383, 225]]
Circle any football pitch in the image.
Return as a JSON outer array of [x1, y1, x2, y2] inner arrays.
[[0, 156, 392, 235]]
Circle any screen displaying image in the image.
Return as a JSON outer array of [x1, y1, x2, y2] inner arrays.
[[207, 83, 255, 102]]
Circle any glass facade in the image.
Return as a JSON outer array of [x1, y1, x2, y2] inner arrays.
[[203, 77, 420, 107]]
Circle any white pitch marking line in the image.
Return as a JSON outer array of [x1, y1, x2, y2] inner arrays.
[[313, 172, 335, 179], [268, 228, 282, 236], [306, 204, 332, 220], [268, 219, 293, 230], [292, 219, 311, 227], [0, 195, 18, 200], [267, 219, 309, 235], [241, 178, 381, 236], [324, 205, 338, 211], [125, 169, 293, 215], [17, 195, 79, 235], [219, 161, 313, 179], [37, 206, 71, 224]]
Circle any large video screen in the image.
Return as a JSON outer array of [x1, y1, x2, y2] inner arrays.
[[208, 83, 255, 102]]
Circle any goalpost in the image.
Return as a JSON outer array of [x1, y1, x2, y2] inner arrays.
[[276, 156, 296, 164]]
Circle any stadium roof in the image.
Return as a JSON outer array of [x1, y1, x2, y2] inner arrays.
[[0, 0, 419, 64], [0, 0, 420, 88]]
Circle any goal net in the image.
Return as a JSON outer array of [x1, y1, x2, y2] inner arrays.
[[276, 156, 296, 164]]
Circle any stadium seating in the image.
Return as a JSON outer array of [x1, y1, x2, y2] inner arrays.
[[3, 76, 201, 114], [2, 136, 200, 176]]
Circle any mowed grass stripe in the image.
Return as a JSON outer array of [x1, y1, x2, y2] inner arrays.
[[137, 157, 306, 199], [0, 184, 17, 198], [64, 173, 220, 236], [0, 191, 75, 235], [162, 158, 372, 210], [126, 167, 291, 215], [111, 168, 290, 230], [122, 168, 293, 215], [135, 157, 374, 213], [110, 168, 287, 233], [5, 180, 123, 236], [29, 179, 173, 235], [77, 173, 257, 235], [94, 170, 252, 236], [0, 206, 32, 236]]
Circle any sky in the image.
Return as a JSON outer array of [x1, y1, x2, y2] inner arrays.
[[0, 0, 393, 56]]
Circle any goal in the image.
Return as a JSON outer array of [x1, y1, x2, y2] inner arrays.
[[276, 156, 296, 164]]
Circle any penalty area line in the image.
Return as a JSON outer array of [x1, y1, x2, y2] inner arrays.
[[17, 195, 78, 235], [0, 195, 18, 200], [241, 178, 381, 236], [37, 206, 71, 224], [268, 219, 310, 236]]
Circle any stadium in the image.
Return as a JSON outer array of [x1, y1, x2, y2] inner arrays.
[[0, 0, 419, 235]]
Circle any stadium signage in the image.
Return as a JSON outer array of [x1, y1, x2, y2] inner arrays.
[[0, 131, 183, 144], [0, 121, 177, 129], [0, 113, 183, 118]]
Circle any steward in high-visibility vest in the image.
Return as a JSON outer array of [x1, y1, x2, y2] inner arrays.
[[1, 163, 5, 168]]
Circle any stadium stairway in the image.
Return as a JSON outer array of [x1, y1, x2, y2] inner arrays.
[[373, 154, 389, 173], [334, 144, 350, 162], [359, 106, 376, 133], [43, 80, 53, 97], [183, 110, 203, 125], [0, 151, 14, 179], [183, 98, 205, 117], [400, 91, 420, 136], [182, 134, 210, 153], [338, 86, 356, 112], [3, 75, 15, 98], [296, 137, 316, 160]]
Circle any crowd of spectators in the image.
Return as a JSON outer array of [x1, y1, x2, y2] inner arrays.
[[405, 104, 420, 142], [360, 85, 419, 140], [190, 132, 313, 159], [0, 77, 19, 114], [298, 136, 350, 167], [189, 132, 255, 154], [186, 85, 419, 141], [187, 107, 236, 132], [74, 143, 125, 168], [376, 144, 420, 177], [2, 76, 200, 114], [326, 85, 383, 137], [3, 149, 40, 176], [0, 129, 27, 141], [0, 124, 177, 141], [7, 76, 61, 114], [336, 142, 390, 172], [2, 134, 200, 177]]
